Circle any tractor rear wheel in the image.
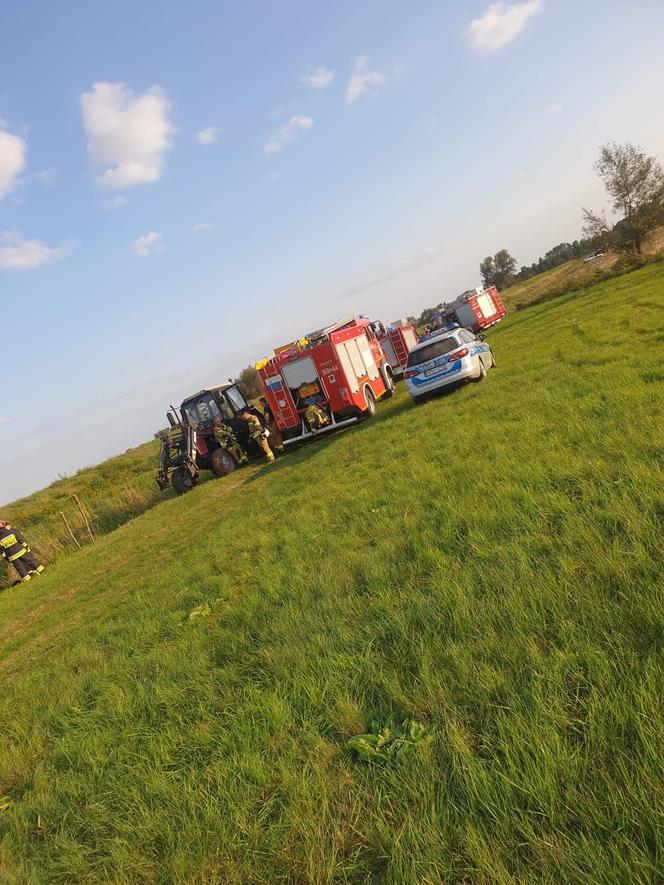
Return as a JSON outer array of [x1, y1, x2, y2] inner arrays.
[[211, 448, 237, 477], [171, 467, 196, 495]]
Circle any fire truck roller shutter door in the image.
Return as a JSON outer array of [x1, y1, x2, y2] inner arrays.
[[477, 294, 495, 317], [381, 337, 398, 370], [404, 328, 418, 349], [335, 343, 360, 393], [346, 339, 367, 379], [359, 339, 380, 380]]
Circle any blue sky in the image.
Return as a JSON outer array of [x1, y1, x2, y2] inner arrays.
[[1, 0, 663, 503]]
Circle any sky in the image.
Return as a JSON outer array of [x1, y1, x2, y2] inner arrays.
[[1, 0, 663, 504]]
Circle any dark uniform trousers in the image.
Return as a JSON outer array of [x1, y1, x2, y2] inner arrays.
[[0, 527, 44, 582]]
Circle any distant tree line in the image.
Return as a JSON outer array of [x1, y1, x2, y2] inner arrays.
[[477, 142, 664, 293]]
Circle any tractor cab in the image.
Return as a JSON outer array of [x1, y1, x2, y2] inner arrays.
[[180, 383, 248, 430], [156, 383, 266, 495]]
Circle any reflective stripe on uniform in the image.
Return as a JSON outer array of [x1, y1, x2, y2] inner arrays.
[[21, 574, 32, 582], [1, 534, 18, 549], [8, 547, 28, 562]]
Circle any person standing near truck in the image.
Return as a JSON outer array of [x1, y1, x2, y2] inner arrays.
[[0, 520, 45, 584], [212, 417, 248, 465], [240, 409, 275, 463], [258, 397, 285, 454]]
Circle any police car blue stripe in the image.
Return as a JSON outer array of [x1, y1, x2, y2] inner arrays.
[[410, 359, 463, 387]]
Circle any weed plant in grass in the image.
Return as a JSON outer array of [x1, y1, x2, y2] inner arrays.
[[0, 264, 662, 882]]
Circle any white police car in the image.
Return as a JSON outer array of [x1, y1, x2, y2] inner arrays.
[[403, 324, 495, 403]]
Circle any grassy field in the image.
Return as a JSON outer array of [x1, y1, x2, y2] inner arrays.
[[500, 225, 664, 312], [0, 442, 160, 589], [0, 264, 662, 882]]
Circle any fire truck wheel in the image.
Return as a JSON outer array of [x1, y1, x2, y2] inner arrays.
[[381, 366, 395, 398], [362, 386, 377, 419], [211, 448, 237, 477], [171, 467, 196, 495]]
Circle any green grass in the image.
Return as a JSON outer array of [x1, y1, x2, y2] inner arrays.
[[500, 224, 664, 312], [0, 441, 161, 589], [1, 264, 663, 883]]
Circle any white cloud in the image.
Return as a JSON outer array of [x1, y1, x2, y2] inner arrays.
[[0, 127, 26, 199], [132, 231, 163, 256], [0, 416, 8, 427], [466, 1, 542, 54], [196, 126, 218, 145], [193, 222, 215, 232], [345, 56, 386, 104], [103, 195, 127, 209], [35, 167, 57, 186], [301, 67, 335, 89], [80, 82, 174, 188], [263, 115, 314, 155], [0, 230, 75, 270], [547, 102, 562, 113]]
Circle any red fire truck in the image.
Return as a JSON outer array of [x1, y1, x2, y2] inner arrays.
[[435, 285, 506, 333], [372, 321, 419, 379], [256, 316, 395, 444]]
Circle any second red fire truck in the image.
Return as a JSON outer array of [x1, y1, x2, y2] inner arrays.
[[434, 285, 506, 333], [372, 321, 419, 379], [256, 316, 395, 444]]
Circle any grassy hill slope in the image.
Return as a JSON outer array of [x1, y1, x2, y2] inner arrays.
[[0, 442, 161, 588], [500, 224, 664, 312], [0, 265, 662, 882]]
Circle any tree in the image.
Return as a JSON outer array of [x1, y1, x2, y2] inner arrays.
[[479, 256, 495, 288], [581, 208, 613, 249], [587, 142, 664, 254], [479, 250, 517, 291], [235, 365, 263, 401], [493, 249, 517, 290]]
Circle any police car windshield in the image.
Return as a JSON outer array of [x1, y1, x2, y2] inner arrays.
[[407, 336, 459, 368], [182, 394, 222, 427]]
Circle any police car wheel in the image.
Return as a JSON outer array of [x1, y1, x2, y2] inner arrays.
[[171, 467, 196, 495], [211, 448, 237, 477]]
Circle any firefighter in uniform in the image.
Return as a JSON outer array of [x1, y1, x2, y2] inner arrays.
[[259, 397, 285, 453], [304, 401, 330, 433], [0, 520, 44, 584], [213, 417, 248, 465], [240, 409, 275, 462]]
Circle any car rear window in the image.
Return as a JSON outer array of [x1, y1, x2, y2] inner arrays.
[[407, 337, 459, 368]]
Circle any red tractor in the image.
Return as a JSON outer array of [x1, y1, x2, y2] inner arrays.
[[156, 383, 268, 494], [256, 316, 395, 445]]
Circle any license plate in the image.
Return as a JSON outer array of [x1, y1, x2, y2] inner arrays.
[[425, 365, 443, 376]]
